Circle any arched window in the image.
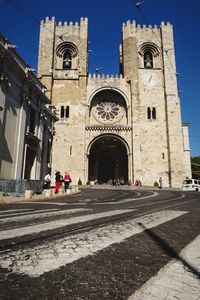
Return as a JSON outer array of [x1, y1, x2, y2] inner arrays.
[[147, 107, 156, 120], [56, 42, 78, 70], [60, 105, 70, 119], [152, 107, 156, 119], [147, 107, 151, 119], [60, 106, 65, 118], [65, 106, 69, 118], [139, 43, 159, 69], [63, 51, 72, 69], [144, 51, 153, 68]]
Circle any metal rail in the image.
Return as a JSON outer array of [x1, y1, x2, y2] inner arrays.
[[0, 192, 198, 253]]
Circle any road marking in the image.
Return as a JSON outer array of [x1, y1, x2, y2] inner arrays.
[[81, 198, 93, 202], [0, 208, 59, 218], [0, 210, 187, 277], [128, 234, 200, 300], [0, 209, 133, 240], [0, 208, 89, 223], [23, 201, 88, 206], [23, 201, 73, 205], [95, 191, 159, 205], [0, 209, 32, 215], [130, 193, 186, 209]]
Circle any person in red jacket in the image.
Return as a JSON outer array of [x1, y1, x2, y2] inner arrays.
[[55, 171, 62, 193], [63, 171, 72, 192]]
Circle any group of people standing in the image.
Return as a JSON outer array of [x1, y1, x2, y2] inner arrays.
[[44, 171, 72, 193]]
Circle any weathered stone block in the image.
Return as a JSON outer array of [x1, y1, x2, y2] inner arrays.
[[45, 189, 53, 197], [25, 190, 33, 199], [59, 189, 65, 195]]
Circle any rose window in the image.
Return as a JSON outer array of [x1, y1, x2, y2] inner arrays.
[[92, 101, 124, 124]]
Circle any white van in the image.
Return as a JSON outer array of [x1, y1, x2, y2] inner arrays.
[[182, 179, 200, 191]]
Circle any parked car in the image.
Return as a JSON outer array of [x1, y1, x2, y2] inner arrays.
[[182, 179, 200, 191]]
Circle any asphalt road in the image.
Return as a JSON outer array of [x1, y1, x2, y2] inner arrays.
[[0, 187, 200, 299]]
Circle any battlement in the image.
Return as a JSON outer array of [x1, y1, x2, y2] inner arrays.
[[40, 16, 88, 27], [40, 17, 88, 38], [40, 16, 55, 25], [122, 20, 172, 38], [88, 73, 124, 80], [122, 20, 172, 30]]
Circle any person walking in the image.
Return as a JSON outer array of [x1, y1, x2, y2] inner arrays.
[[159, 177, 162, 189], [44, 172, 51, 189], [55, 171, 62, 193], [63, 171, 71, 192]]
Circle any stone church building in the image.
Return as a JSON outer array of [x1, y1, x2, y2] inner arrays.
[[38, 17, 191, 187]]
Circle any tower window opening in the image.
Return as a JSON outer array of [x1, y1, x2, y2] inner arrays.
[[60, 105, 70, 119], [144, 51, 153, 68], [63, 51, 72, 69], [147, 107, 151, 119], [56, 42, 78, 70], [152, 107, 156, 119], [60, 106, 65, 118], [66, 106, 69, 118], [147, 107, 156, 120]]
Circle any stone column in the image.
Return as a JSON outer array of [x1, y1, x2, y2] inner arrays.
[[14, 93, 29, 179]]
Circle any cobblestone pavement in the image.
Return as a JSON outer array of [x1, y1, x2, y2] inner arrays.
[[129, 234, 200, 300], [0, 188, 199, 299]]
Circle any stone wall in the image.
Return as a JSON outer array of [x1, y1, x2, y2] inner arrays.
[[0, 180, 44, 195]]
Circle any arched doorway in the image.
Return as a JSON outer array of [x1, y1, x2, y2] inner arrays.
[[88, 135, 128, 184]]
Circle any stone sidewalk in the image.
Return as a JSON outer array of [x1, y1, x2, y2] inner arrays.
[[0, 186, 81, 204]]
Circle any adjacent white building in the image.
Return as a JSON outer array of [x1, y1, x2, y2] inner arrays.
[[0, 33, 58, 184]]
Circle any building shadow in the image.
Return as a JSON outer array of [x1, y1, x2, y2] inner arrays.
[[137, 222, 200, 280]]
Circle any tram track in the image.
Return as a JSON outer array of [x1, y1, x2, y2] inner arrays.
[[0, 192, 198, 253]]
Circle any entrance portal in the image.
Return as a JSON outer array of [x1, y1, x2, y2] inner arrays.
[[88, 135, 128, 184]]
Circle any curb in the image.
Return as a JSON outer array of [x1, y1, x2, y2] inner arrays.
[[0, 189, 81, 205]]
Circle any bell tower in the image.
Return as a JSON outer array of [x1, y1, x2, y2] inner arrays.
[[120, 20, 190, 187], [38, 16, 88, 101], [37, 17, 89, 180]]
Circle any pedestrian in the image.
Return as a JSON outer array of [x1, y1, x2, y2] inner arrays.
[[44, 172, 51, 189], [63, 171, 72, 192], [55, 171, 62, 193], [159, 177, 162, 189]]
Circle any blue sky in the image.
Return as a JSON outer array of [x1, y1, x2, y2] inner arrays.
[[1, 0, 200, 157]]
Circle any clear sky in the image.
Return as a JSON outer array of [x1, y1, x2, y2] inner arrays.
[[1, 0, 200, 157]]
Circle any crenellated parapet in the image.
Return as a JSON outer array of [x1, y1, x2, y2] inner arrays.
[[40, 16, 88, 27], [87, 73, 129, 94], [88, 73, 123, 80], [122, 20, 172, 39], [40, 16, 88, 38]]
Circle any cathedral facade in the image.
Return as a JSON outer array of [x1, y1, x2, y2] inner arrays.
[[38, 17, 191, 187]]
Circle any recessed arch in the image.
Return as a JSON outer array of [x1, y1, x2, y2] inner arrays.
[[139, 42, 159, 56], [56, 42, 78, 57], [139, 42, 160, 69], [87, 134, 130, 183], [88, 87, 130, 108], [88, 88, 129, 125], [55, 42, 79, 70]]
